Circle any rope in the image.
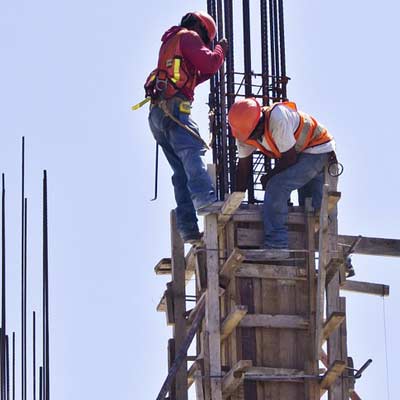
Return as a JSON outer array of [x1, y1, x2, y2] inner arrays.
[[382, 297, 391, 400]]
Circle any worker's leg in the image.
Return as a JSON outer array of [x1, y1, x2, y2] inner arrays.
[[264, 153, 329, 248], [149, 106, 199, 239], [167, 104, 216, 210], [298, 169, 325, 209]]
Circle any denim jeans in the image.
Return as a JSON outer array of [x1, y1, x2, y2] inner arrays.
[[148, 98, 216, 238], [264, 152, 329, 248]]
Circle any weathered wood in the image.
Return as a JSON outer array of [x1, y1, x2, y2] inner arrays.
[[305, 198, 319, 400], [336, 234, 400, 257], [219, 248, 244, 283], [166, 281, 175, 326], [154, 258, 172, 275], [239, 314, 309, 329], [320, 360, 346, 395], [236, 263, 307, 280], [205, 214, 222, 400], [315, 184, 330, 357], [237, 229, 307, 249], [322, 312, 345, 343], [171, 211, 188, 400], [187, 361, 198, 388], [341, 280, 390, 296], [218, 192, 246, 226], [220, 305, 248, 342], [244, 366, 305, 377], [221, 360, 253, 399], [194, 368, 205, 400], [232, 208, 306, 225]]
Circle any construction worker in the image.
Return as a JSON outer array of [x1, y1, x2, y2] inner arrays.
[[228, 98, 337, 257], [146, 11, 228, 244]]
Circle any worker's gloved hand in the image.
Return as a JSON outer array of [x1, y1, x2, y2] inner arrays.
[[217, 38, 229, 56], [260, 173, 271, 190]]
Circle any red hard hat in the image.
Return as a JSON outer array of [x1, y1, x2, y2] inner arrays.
[[228, 98, 262, 142], [193, 11, 217, 42]]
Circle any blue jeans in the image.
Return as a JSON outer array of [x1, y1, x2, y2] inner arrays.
[[264, 152, 329, 248], [148, 98, 216, 238]]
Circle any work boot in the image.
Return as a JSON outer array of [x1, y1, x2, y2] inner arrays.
[[262, 247, 290, 260], [182, 231, 203, 246]]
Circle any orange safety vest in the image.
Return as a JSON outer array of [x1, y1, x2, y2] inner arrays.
[[145, 28, 197, 100], [245, 102, 333, 159]]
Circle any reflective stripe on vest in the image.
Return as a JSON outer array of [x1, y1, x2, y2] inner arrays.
[[245, 102, 332, 158]]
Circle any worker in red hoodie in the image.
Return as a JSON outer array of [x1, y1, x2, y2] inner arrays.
[[146, 11, 228, 243]]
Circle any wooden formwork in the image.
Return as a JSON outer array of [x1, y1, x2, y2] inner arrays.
[[155, 180, 394, 400]]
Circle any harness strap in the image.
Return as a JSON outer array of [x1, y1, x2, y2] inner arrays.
[[158, 100, 210, 150]]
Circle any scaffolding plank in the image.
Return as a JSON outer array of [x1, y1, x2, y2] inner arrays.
[[236, 263, 306, 280], [222, 360, 253, 399], [221, 305, 248, 342], [322, 312, 345, 343], [170, 211, 188, 400], [218, 192, 246, 226], [239, 314, 309, 329], [320, 360, 346, 395], [315, 184, 330, 357], [205, 214, 222, 400], [336, 234, 400, 257], [220, 248, 244, 283], [341, 280, 390, 296]]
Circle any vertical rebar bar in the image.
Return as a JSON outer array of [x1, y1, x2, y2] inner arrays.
[[277, 0, 287, 99], [12, 333, 14, 400], [33, 312, 36, 400], [39, 368, 43, 400], [43, 171, 50, 400], [21, 137, 27, 400], [260, 0, 270, 104], [5, 335, 9, 400], [2, 174, 6, 400]]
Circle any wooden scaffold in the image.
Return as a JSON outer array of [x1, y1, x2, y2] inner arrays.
[[154, 170, 396, 400]]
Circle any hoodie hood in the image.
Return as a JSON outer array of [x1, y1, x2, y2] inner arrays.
[[161, 26, 183, 43]]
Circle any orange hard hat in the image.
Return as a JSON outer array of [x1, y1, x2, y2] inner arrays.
[[228, 98, 262, 142], [193, 11, 217, 42]]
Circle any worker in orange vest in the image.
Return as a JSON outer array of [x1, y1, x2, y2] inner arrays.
[[146, 11, 228, 244], [228, 97, 337, 257]]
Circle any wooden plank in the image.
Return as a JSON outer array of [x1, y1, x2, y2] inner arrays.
[[341, 280, 390, 296], [236, 263, 307, 280], [221, 360, 253, 399], [220, 248, 244, 283], [305, 198, 319, 400], [237, 229, 307, 249], [220, 305, 248, 342], [154, 258, 172, 275], [320, 360, 346, 395], [239, 314, 309, 330], [315, 184, 330, 357], [244, 366, 305, 377], [232, 208, 306, 225], [170, 211, 188, 400], [322, 312, 345, 343], [166, 281, 175, 326], [218, 192, 246, 225], [187, 361, 198, 388], [194, 368, 205, 400], [336, 234, 400, 257], [205, 214, 222, 400], [156, 290, 167, 313]]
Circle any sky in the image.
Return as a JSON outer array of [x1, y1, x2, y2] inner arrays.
[[1, 0, 400, 399]]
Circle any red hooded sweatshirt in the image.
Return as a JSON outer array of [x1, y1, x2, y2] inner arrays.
[[160, 26, 225, 101]]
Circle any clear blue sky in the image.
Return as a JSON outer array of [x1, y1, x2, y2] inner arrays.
[[1, 0, 399, 399]]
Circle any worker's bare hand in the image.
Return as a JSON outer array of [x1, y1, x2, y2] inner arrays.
[[217, 38, 229, 55]]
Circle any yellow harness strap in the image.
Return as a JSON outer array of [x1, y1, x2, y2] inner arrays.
[[131, 97, 151, 111]]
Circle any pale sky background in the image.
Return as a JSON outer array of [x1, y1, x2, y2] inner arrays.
[[1, 0, 400, 399]]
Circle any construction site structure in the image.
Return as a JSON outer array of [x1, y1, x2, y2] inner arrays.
[[153, 1, 398, 399], [154, 170, 398, 400]]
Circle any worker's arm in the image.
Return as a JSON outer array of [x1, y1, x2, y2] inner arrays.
[[261, 146, 297, 188], [236, 155, 253, 192], [180, 31, 226, 75]]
